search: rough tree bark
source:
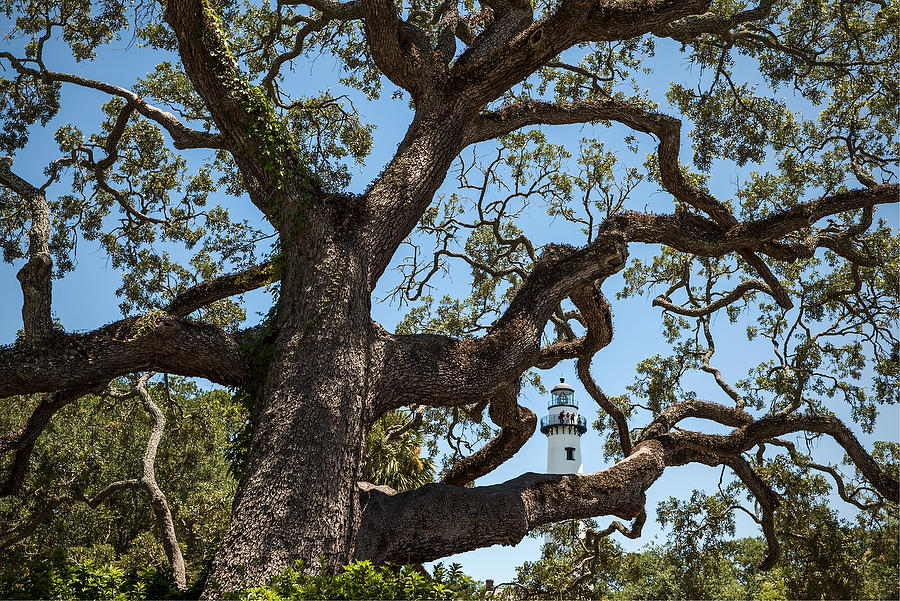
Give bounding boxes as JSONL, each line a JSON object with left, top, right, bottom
{"left": 0, "top": 0, "right": 897, "bottom": 595}
{"left": 208, "top": 200, "right": 381, "bottom": 590}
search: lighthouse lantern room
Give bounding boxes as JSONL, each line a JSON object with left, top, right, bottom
{"left": 540, "top": 377, "right": 587, "bottom": 474}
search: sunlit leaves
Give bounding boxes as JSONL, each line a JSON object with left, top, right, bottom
{"left": 753, "top": 454, "right": 900, "bottom": 599}
{"left": 514, "top": 519, "right": 621, "bottom": 600}
{"left": 514, "top": 494, "right": 893, "bottom": 600}
{"left": 134, "top": 62, "right": 213, "bottom": 129}
{"left": 39, "top": 100, "right": 271, "bottom": 322}
{"left": 0, "top": 75, "right": 60, "bottom": 153}
{"left": 627, "top": 346, "right": 699, "bottom": 413}
{"left": 617, "top": 220, "right": 898, "bottom": 431}
{"left": 728, "top": 245, "right": 899, "bottom": 426}
{"left": 284, "top": 94, "right": 374, "bottom": 190}
{"left": 4, "top": 0, "right": 129, "bottom": 62}
{"left": 618, "top": 247, "right": 688, "bottom": 301}
{"left": 657, "top": 488, "right": 738, "bottom": 583}
{"left": 667, "top": 82, "right": 800, "bottom": 171}
{"left": 395, "top": 294, "right": 482, "bottom": 338}
{"left": 674, "top": 0, "right": 898, "bottom": 191}
{"left": 237, "top": 560, "right": 479, "bottom": 600}
{"left": 591, "top": 393, "right": 635, "bottom": 462}
{"left": 362, "top": 410, "right": 435, "bottom": 492}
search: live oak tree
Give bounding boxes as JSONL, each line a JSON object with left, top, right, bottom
{"left": 0, "top": 0, "right": 897, "bottom": 596}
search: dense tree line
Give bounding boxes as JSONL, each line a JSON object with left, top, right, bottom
{"left": 512, "top": 468, "right": 899, "bottom": 600}
{"left": 2, "top": 379, "right": 896, "bottom": 598}
{"left": 0, "top": 378, "right": 441, "bottom": 598}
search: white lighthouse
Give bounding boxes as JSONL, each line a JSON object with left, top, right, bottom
{"left": 540, "top": 377, "right": 587, "bottom": 474}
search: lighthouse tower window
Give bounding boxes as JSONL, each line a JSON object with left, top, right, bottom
{"left": 565, "top": 447, "right": 575, "bottom": 461}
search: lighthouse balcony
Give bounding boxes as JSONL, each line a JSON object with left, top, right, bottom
{"left": 540, "top": 414, "right": 587, "bottom": 435}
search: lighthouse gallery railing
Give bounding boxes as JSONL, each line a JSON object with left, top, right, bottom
{"left": 539, "top": 414, "right": 587, "bottom": 434}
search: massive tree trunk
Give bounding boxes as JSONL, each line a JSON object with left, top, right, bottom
{"left": 208, "top": 198, "right": 380, "bottom": 592}
{"left": 206, "top": 101, "right": 467, "bottom": 589}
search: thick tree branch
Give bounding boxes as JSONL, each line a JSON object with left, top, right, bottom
{"left": 466, "top": 98, "right": 895, "bottom": 308}
{"left": 435, "top": 1, "right": 475, "bottom": 64}
{"left": 568, "top": 284, "right": 633, "bottom": 456}
{"left": 164, "top": 0, "right": 320, "bottom": 222}
{"left": 666, "top": 412, "right": 899, "bottom": 502}
{"left": 602, "top": 185, "right": 897, "bottom": 258}
{"left": 162, "top": 0, "right": 261, "bottom": 153}
{"left": 165, "top": 259, "right": 281, "bottom": 317}
{"left": 726, "top": 186, "right": 895, "bottom": 248}
{"left": 724, "top": 455, "right": 780, "bottom": 569}
{"left": 363, "top": 113, "right": 468, "bottom": 287}
{"left": 737, "top": 250, "right": 791, "bottom": 309}
{"left": 592, "top": 508, "right": 646, "bottom": 540}
{"left": 378, "top": 234, "right": 627, "bottom": 412}
{"left": 0, "top": 157, "right": 53, "bottom": 346}
{"left": 536, "top": 336, "right": 588, "bottom": 367}
{"left": 640, "top": 399, "right": 753, "bottom": 441}
{"left": 467, "top": 99, "right": 897, "bottom": 264}
{"left": 361, "top": 0, "right": 444, "bottom": 98}
{"left": 449, "top": 0, "right": 710, "bottom": 112}
{"left": 569, "top": 283, "right": 614, "bottom": 352}
{"left": 652, "top": 0, "right": 778, "bottom": 41}
{"left": 0, "top": 315, "right": 248, "bottom": 397}
{"left": 447, "top": 0, "right": 533, "bottom": 91}
{"left": 380, "top": 182, "right": 895, "bottom": 413}
{"left": 382, "top": 182, "right": 893, "bottom": 412}
{"left": 356, "top": 406, "right": 896, "bottom": 567}
{"left": 464, "top": 96, "right": 645, "bottom": 147}
{"left": 653, "top": 278, "right": 771, "bottom": 317}
{"left": 355, "top": 439, "right": 668, "bottom": 565}
{"left": 579, "top": 358, "right": 632, "bottom": 457}
{"left": 133, "top": 374, "right": 187, "bottom": 590}
{"left": 363, "top": 4, "right": 715, "bottom": 285}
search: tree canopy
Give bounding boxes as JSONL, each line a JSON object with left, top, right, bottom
{"left": 0, "top": 0, "right": 897, "bottom": 596}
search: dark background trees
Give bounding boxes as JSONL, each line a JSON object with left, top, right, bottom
{"left": 0, "top": 0, "right": 897, "bottom": 595}
{"left": 510, "top": 459, "right": 899, "bottom": 600}
{"left": 0, "top": 379, "right": 241, "bottom": 596}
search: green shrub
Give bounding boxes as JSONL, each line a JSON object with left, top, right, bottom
{"left": 233, "top": 561, "right": 480, "bottom": 600}
{"left": 0, "top": 558, "right": 479, "bottom": 600}
{"left": 0, "top": 556, "right": 177, "bottom": 600}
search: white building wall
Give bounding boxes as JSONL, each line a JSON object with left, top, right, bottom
{"left": 546, "top": 427, "right": 583, "bottom": 474}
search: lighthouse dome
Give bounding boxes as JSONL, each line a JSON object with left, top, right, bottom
{"left": 550, "top": 378, "right": 574, "bottom": 394}
{"left": 548, "top": 377, "right": 577, "bottom": 409}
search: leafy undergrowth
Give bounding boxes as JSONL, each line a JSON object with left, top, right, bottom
{"left": 231, "top": 561, "right": 480, "bottom": 600}
{"left": 0, "top": 558, "right": 481, "bottom": 600}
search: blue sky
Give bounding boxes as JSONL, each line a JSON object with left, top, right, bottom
{"left": 1, "top": 14, "right": 898, "bottom": 585}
